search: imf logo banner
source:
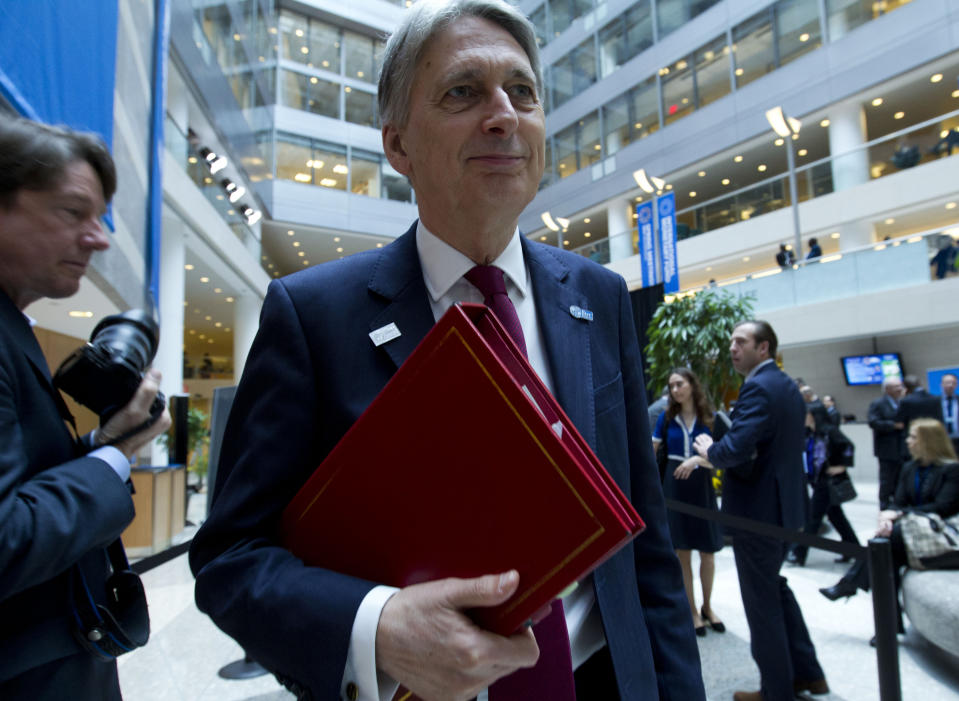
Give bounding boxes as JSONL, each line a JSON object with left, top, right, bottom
{"left": 636, "top": 201, "right": 657, "bottom": 288}
{"left": 657, "top": 192, "right": 679, "bottom": 293}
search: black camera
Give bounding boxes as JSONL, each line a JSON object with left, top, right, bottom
{"left": 54, "top": 309, "right": 165, "bottom": 423}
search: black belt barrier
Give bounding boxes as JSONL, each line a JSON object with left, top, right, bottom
{"left": 665, "top": 499, "right": 902, "bottom": 701}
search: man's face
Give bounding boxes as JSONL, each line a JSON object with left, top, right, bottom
{"left": 885, "top": 379, "right": 903, "bottom": 399}
{"left": 382, "top": 16, "right": 545, "bottom": 230}
{"left": 0, "top": 160, "right": 109, "bottom": 310}
{"left": 729, "top": 323, "right": 768, "bottom": 376}
{"left": 942, "top": 375, "right": 957, "bottom": 397}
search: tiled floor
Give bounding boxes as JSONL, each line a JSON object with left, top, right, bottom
{"left": 118, "top": 470, "right": 959, "bottom": 700}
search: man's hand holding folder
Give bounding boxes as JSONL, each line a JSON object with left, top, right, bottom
{"left": 376, "top": 571, "right": 541, "bottom": 700}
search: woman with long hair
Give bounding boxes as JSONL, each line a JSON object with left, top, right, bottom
{"left": 820, "top": 418, "right": 959, "bottom": 640}
{"left": 651, "top": 367, "right": 724, "bottom": 636}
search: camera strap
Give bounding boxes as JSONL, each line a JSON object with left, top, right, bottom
{"left": 69, "top": 540, "right": 150, "bottom": 662}
{"left": 97, "top": 393, "right": 167, "bottom": 448}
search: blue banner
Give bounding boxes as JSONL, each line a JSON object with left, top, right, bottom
{"left": 657, "top": 192, "right": 679, "bottom": 293}
{"left": 0, "top": 1, "right": 118, "bottom": 148}
{"left": 636, "top": 201, "right": 657, "bottom": 288}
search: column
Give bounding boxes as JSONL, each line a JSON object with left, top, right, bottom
{"left": 150, "top": 214, "right": 186, "bottom": 466}
{"left": 232, "top": 291, "right": 261, "bottom": 381}
{"left": 828, "top": 99, "right": 870, "bottom": 192}
{"left": 607, "top": 198, "right": 634, "bottom": 262}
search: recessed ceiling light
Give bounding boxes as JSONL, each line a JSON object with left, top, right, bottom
{"left": 931, "top": 73, "right": 943, "bottom": 83}
{"left": 293, "top": 241, "right": 300, "bottom": 247}
{"left": 830, "top": 232, "right": 840, "bottom": 239}
{"left": 303, "top": 261, "right": 309, "bottom": 265}
{"left": 214, "top": 288, "right": 222, "bottom": 294}
{"left": 287, "top": 231, "right": 294, "bottom": 236}
{"left": 734, "top": 155, "right": 743, "bottom": 163}
{"left": 799, "top": 33, "right": 810, "bottom": 42}
{"left": 871, "top": 97, "right": 883, "bottom": 107}
{"left": 885, "top": 218, "right": 894, "bottom": 225}
{"left": 184, "top": 264, "right": 194, "bottom": 270}
{"left": 635, "top": 196, "right": 642, "bottom": 202}
{"left": 698, "top": 171, "right": 706, "bottom": 177}
{"left": 705, "top": 266, "right": 712, "bottom": 271}
{"left": 68, "top": 310, "right": 94, "bottom": 318}
{"left": 200, "top": 276, "right": 209, "bottom": 283}
{"left": 798, "top": 149, "right": 808, "bottom": 157}
{"left": 204, "top": 315, "right": 212, "bottom": 321}
{"left": 298, "top": 251, "right": 305, "bottom": 256}
{"left": 336, "top": 247, "right": 344, "bottom": 253}
{"left": 689, "top": 191, "right": 697, "bottom": 197}
{"left": 376, "top": 243, "right": 384, "bottom": 248}
{"left": 334, "top": 237, "right": 341, "bottom": 242}
{"left": 665, "top": 184, "right": 673, "bottom": 190}
{"left": 953, "top": 90, "right": 959, "bottom": 99}
{"left": 189, "top": 329, "right": 196, "bottom": 335}
{"left": 215, "top": 322, "right": 222, "bottom": 328}
{"left": 757, "top": 164, "right": 767, "bottom": 172}
{"left": 563, "top": 240, "right": 570, "bottom": 246}
{"left": 743, "top": 256, "right": 750, "bottom": 262}
{"left": 947, "top": 202, "right": 957, "bottom": 210}
{"left": 584, "top": 218, "right": 591, "bottom": 223}
{"left": 774, "top": 138, "right": 784, "bottom": 146}
{"left": 721, "top": 178, "right": 730, "bottom": 185}
{"left": 894, "top": 111, "right": 905, "bottom": 120}
{"left": 226, "top": 296, "right": 235, "bottom": 302}
{"left": 820, "top": 119, "right": 830, "bottom": 127}
{"left": 734, "top": 68, "right": 744, "bottom": 76}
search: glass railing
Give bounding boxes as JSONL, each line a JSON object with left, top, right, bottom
{"left": 671, "top": 109, "right": 959, "bottom": 240}
{"left": 671, "top": 227, "right": 956, "bottom": 314}
{"left": 164, "top": 114, "right": 262, "bottom": 255}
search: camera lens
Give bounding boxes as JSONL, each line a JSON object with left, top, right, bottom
{"left": 89, "top": 310, "right": 160, "bottom": 375}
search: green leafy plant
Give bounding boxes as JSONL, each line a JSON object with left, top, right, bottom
{"left": 159, "top": 406, "right": 210, "bottom": 488}
{"left": 644, "top": 289, "right": 756, "bottom": 410}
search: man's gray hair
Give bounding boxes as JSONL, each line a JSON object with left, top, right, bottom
{"left": 377, "top": 0, "right": 543, "bottom": 128}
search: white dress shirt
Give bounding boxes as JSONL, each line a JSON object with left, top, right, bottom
{"left": 340, "top": 223, "right": 607, "bottom": 701}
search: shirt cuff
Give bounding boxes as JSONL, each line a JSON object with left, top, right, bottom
{"left": 88, "top": 446, "right": 132, "bottom": 483}
{"left": 341, "top": 585, "right": 400, "bottom": 701}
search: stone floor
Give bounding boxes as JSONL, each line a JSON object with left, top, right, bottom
{"left": 118, "top": 470, "right": 959, "bottom": 700}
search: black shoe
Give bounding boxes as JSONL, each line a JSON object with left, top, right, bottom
{"left": 819, "top": 578, "right": 858, "bottom": 601}
{"left": 785, "top": 550, "right": 806, "bottom": 567}
{"left": 701, "top": 606, "right": 725, "bottom": 633}
{"left": 695, "top": 624, "right": 707, "bottom": 637}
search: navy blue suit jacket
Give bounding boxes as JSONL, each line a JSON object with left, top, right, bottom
{"left": 0, "top": 291, "right": 134, "bottom": 695}
{"left": 707, "top": 361, "right": 806, "bottom": 530}
{"left": 190, "top": 225, "right": 704, "bottom": 700}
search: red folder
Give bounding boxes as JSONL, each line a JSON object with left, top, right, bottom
{"left": 280, "top": 303, "right": 644, "bottom": 635}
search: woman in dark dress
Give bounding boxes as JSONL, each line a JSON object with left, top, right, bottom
{"left": 652, "top": 368, "right": 724, "bottom": 636}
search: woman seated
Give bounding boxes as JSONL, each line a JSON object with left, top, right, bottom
{"left": 652, "top": 367, "right": 724, "bottom": 637}
{"left": 819, "top": 419, "right": 959, "bottom": 637}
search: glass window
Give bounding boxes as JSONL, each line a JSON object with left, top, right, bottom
{"left": 603, "top": 94, "right": 631, "bottom": 156}
{"left": 351, "top": 150, "right": 381, "bottom": 196}
{"left": 579, "top": 112, "right": 602, "bottom": 166}
{"left": 660, "top": 56, "right": 694, "bottom": 125}
{"left": 345, "top": 30, "right": 377, "bottom": 83}
{"left": 657, "top": 0, "right": 722, "bottom": 39}
{"left": 382, "top": 161, "right": 412, "bottom": 202}
{"left": 279, "top": 10, "right": 310, "bottom": 65}
{"left": 345, "top": 87, "right": 376, "bottom": 127}
{"left": 630, "top": 76, "right": 660, "bottom": 139}
{"left": 599, "top": 4, "right": 654, "bottom": 80}
{"left": 309, "top": 20, "right": 341, "bottom": 73}
{"left": 825, "top": 0, "right": 872, "bottom": 41}
{"left": 776, "top": 0, "right": 822, "bottom": 67}
{"left": 623, "top": 2, "right": 654, "bottom": 61}
{"left": 598, "top": 16, "right": 625, "bottom": 78}
{"left": 308, "top": 75, "right": 340, "bottom": 118}
{"left": 550, "top": 56, "right": 575, "bottom": 109}
{"left": 694, "top": 35, "right": 731, "bottom": 108}
{"left": 276, "top": 136, "right": 314, "bottom": 184}
{"left": 530, "top": 4, "right": 548, "bottom": 47}
{"left": 550, "top": 0, "right": 573, "bottom": 38}
{"left": 312, "top": 143, "right": 348, "bottom": 191}
{"left": 732, "top": 9, "right": 774, "bottom": 88}
{"left": 541, "top": 138, "right": 555, "bottom": 189}
{"left": 554, "top": 122, "right": 579, "bottom": 178}
{"left": 550, "top": 37, "right": 596, "bottom": 110}
{"left": 280, "top": 69, "right": 309, "bottom": 111}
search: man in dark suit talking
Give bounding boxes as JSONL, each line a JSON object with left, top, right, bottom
{"left": 695, "top": 320, "right": 827, "bottom": 701}
{"left": 190, "top": 1, "right": 704, "bottom": 700}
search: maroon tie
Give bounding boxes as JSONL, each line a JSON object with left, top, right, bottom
{"left": 465, "top": 265, "right": 576, "bottom": 701}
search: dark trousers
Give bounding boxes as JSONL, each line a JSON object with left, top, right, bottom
{"left": 0, "top": 652, "right": 121, "bottom": 701}
{"left": 878, "top": 459, "right": 902, "bottom": 509}
{"left": 733, "top": 534, "right": 824, "bottom": 701}
{"left": 791, "top": 479, "right": 860, "bottom": 562}
{"left": 574, "top": 645, "right": 620, "bottom": 700}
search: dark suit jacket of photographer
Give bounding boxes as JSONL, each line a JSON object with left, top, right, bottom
{"left": 0, "top": 290, "right": 135, "bottom": 698}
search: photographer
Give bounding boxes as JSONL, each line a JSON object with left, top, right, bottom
{"left": 0, "top": 117, "right": 170, "bottom": 699}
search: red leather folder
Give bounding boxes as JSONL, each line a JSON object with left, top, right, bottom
{"left": 280, "top": 303, "right": 644, "bottom": 635}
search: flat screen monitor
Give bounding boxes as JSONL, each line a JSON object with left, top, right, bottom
{"left": 841, "top": 353, "right": 904, "bottom": 386}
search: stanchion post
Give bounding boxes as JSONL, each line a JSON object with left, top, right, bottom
{"left": 868, "top": 537, "right": 901, "bottom": 701}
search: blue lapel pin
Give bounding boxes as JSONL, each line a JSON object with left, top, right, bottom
{"left": 569, "top": 305, "right": 593, "bottom": 321}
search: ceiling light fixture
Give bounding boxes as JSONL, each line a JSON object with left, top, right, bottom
{"left": 765, "top": 106, "right": 801, "bottom": 137}
{"left": 541, "top": 212, "right": 560, "bottom": 231}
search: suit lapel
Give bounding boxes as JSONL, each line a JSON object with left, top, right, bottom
{"left": 0, "top": 291, "right": 56, "bottom": 386}
{"left": 523, "top": 239, "right": 596, "bottom": 447}
{"left": 367, "top": 224, "right": 436, "bottom": 370}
